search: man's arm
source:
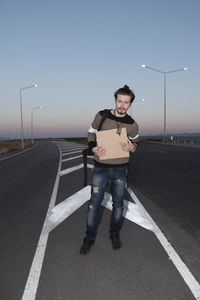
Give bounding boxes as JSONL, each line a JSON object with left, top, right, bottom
{"left": 88, "top": 112, "right": 100, "bottom": 150}
{"left": 88, "top": 112, "right": 106, "bottom": 157}
{"left": 128, "top": 122, "right": 139, "bottom": 143}
{"left": 121, "top": 122, "right": 139, "bottom": 153}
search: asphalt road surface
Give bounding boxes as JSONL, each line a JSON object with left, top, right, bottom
{"left": 0, "top": 141, "right": 200, "bottom": 300}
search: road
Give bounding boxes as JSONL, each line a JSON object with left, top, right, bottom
{"left": 129, "top": 142, "right": 200, "bottom": 290}
{"left": 0, "top": 141, "right": 200, "bottom": 300}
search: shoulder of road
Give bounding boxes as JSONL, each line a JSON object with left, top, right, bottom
{"left": 0, "top": 143, "right": 39, "bottom": 162}
{"left": 144, "top": 141, "right": 200, "bottom": 148}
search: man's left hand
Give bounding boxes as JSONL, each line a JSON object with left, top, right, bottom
{"left": 120, "top": 139, "right": 137, "bottom": 152}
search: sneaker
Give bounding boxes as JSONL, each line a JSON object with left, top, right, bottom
{"left": 80, "top": 236, "right": 94, "bottom": 254}
{"left": 110, "top": 232, "right": 122, "bottom": 249}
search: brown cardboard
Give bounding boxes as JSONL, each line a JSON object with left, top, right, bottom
{"left": 96, "top": 127, "right": 129, "bottom": 160}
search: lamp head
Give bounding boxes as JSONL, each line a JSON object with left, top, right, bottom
{"left": 141, "top": 64, "right": 146, "bottom": 68}
{"left": 34, "top": 84, "right": 38, "bottom": 87}
{"left": 183, "top": 67, "right": 188, "bottom": 71}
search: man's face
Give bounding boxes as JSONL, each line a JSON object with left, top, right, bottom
{"left": 115, "top": 94, "right": 132, "bottom": 115}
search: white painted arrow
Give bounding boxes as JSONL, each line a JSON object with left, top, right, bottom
{"left": 102, "top": 192, "right": 154, "bottom": 231}
{"left": 47, "top": 185, "right": 154, "bottom": 232}
{"left": 48, "top": 185, "right": 91, "bottom": 231}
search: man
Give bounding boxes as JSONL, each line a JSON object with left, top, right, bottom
{"left": 80, "top": 85, "right": 139, "bottom": 254}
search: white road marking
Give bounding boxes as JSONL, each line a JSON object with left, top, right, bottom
{"left": 22, "top": 144, "right": 62, "bottom": 300}
{"left": 23, "top": 141, "right": 200, "bottom": 300}
{"left": 127, "top": 188, "right": 200, "bottom": 300}
{"left": 59, "top": 163, "right": 93, "bottom": 176}
{"left": 62, "top": 155, "right": 94, "bottom": 163}
{"left": 62, "top": 150, "right": 83, "bottom": 156}
{"left": 102, "top": 192, "right": 154, "bottom": 231}
{"left": 61, "top": 146, "right": 86, "bottom": 151}
{"left": 62, "top": 147, "right": 86, "bottom": 153}
{"left": 0, "top": 143, "right": 39, "bottom": 162}
{"left": 150, "top": 148, "right": 167, "bottom": 154}
{"left": 62, "top": 155, "right": 82, "bottom": 162}
{"left": 60, "top": 164, "right": 83, "bottom": 176}
{"left": 48, "top": 185, "right": 91, "bottom": 231}
{"left": 22, "top": 144, "right": 92, "bottom": 300}
{"left": 47, "top": 186, "right": 153, "bottom": 232}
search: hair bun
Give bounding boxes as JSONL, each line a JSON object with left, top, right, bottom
{"left": 114, "top": 85, "right": 135, "bottom": 103}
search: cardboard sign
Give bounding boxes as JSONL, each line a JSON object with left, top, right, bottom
{"left": 96, "top": 127, "right": 129, "bottom": 160}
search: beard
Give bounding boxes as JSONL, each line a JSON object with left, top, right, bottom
{"left": 117, "top": 108, "right": 127, "bottom": 115}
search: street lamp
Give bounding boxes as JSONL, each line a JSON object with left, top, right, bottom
{"left": 141, "top": 64, "right": 188, "bottom": 140}
{"left": 31, "top": 106, "right": 42, "bottom": 144}
{"left": 130, "top": 98, "right": 144, "bottom": 117}
{"left": 20, "top": 84, "right": 37, "bottom": 148}
{"left": 135, "top": 99, "right": 145, "bottom": 103}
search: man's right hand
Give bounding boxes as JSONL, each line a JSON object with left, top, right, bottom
{"left": 92, "top": 146, "right": 106, "bottom": 157}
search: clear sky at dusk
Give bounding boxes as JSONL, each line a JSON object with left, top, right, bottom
{"left": 0, "top": 0, "right": 200, "bottom": 138}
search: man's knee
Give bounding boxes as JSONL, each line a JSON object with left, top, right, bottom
{"left": 116, "top": 178, "right": 125, "bottom": 185}
{"left": 93, "top": 186, "right": 99, "bottom": 193}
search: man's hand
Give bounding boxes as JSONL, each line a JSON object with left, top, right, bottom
{"left": 92, "top": 146, "right": 106, "bottom": 157}
{"left": 120, "top": 139, "right": 137, "bottom": 152}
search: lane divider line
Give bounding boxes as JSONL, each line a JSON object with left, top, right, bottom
{"left": 127, "top": 187, "right": 200, "bottom": 300}
{"left": 150, "top": 148, "right": 167, "bottom": 154}
{"left": 22, "top": 144, "right": 91, "bottom": 300}
{"left": 21, "top": 143, "right": 62, "bottom": 300}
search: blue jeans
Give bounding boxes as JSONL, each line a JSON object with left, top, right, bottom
{"left": 86, "top": 166, "right": 127, "bottom": 240}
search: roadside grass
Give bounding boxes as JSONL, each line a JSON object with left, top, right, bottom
{"left": 0, "top": 140, "right": 32, "bottom": 155}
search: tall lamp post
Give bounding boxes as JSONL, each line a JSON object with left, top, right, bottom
{"left": 141, "top": 64, "right": 188, "bottom": 140}
{"left": 31, "top": 106, "right": 42, "bottom": 144}
{"left": 20, "top": 84, "right": 37, "bottom": 149}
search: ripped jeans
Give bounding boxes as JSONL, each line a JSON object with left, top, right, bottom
{"left": 86, "top": 165, "right": 127, "bottom": 240}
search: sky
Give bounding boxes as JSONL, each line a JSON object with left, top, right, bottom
{"left": 0, "top": 0, "right": 200, "bottom": 138}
